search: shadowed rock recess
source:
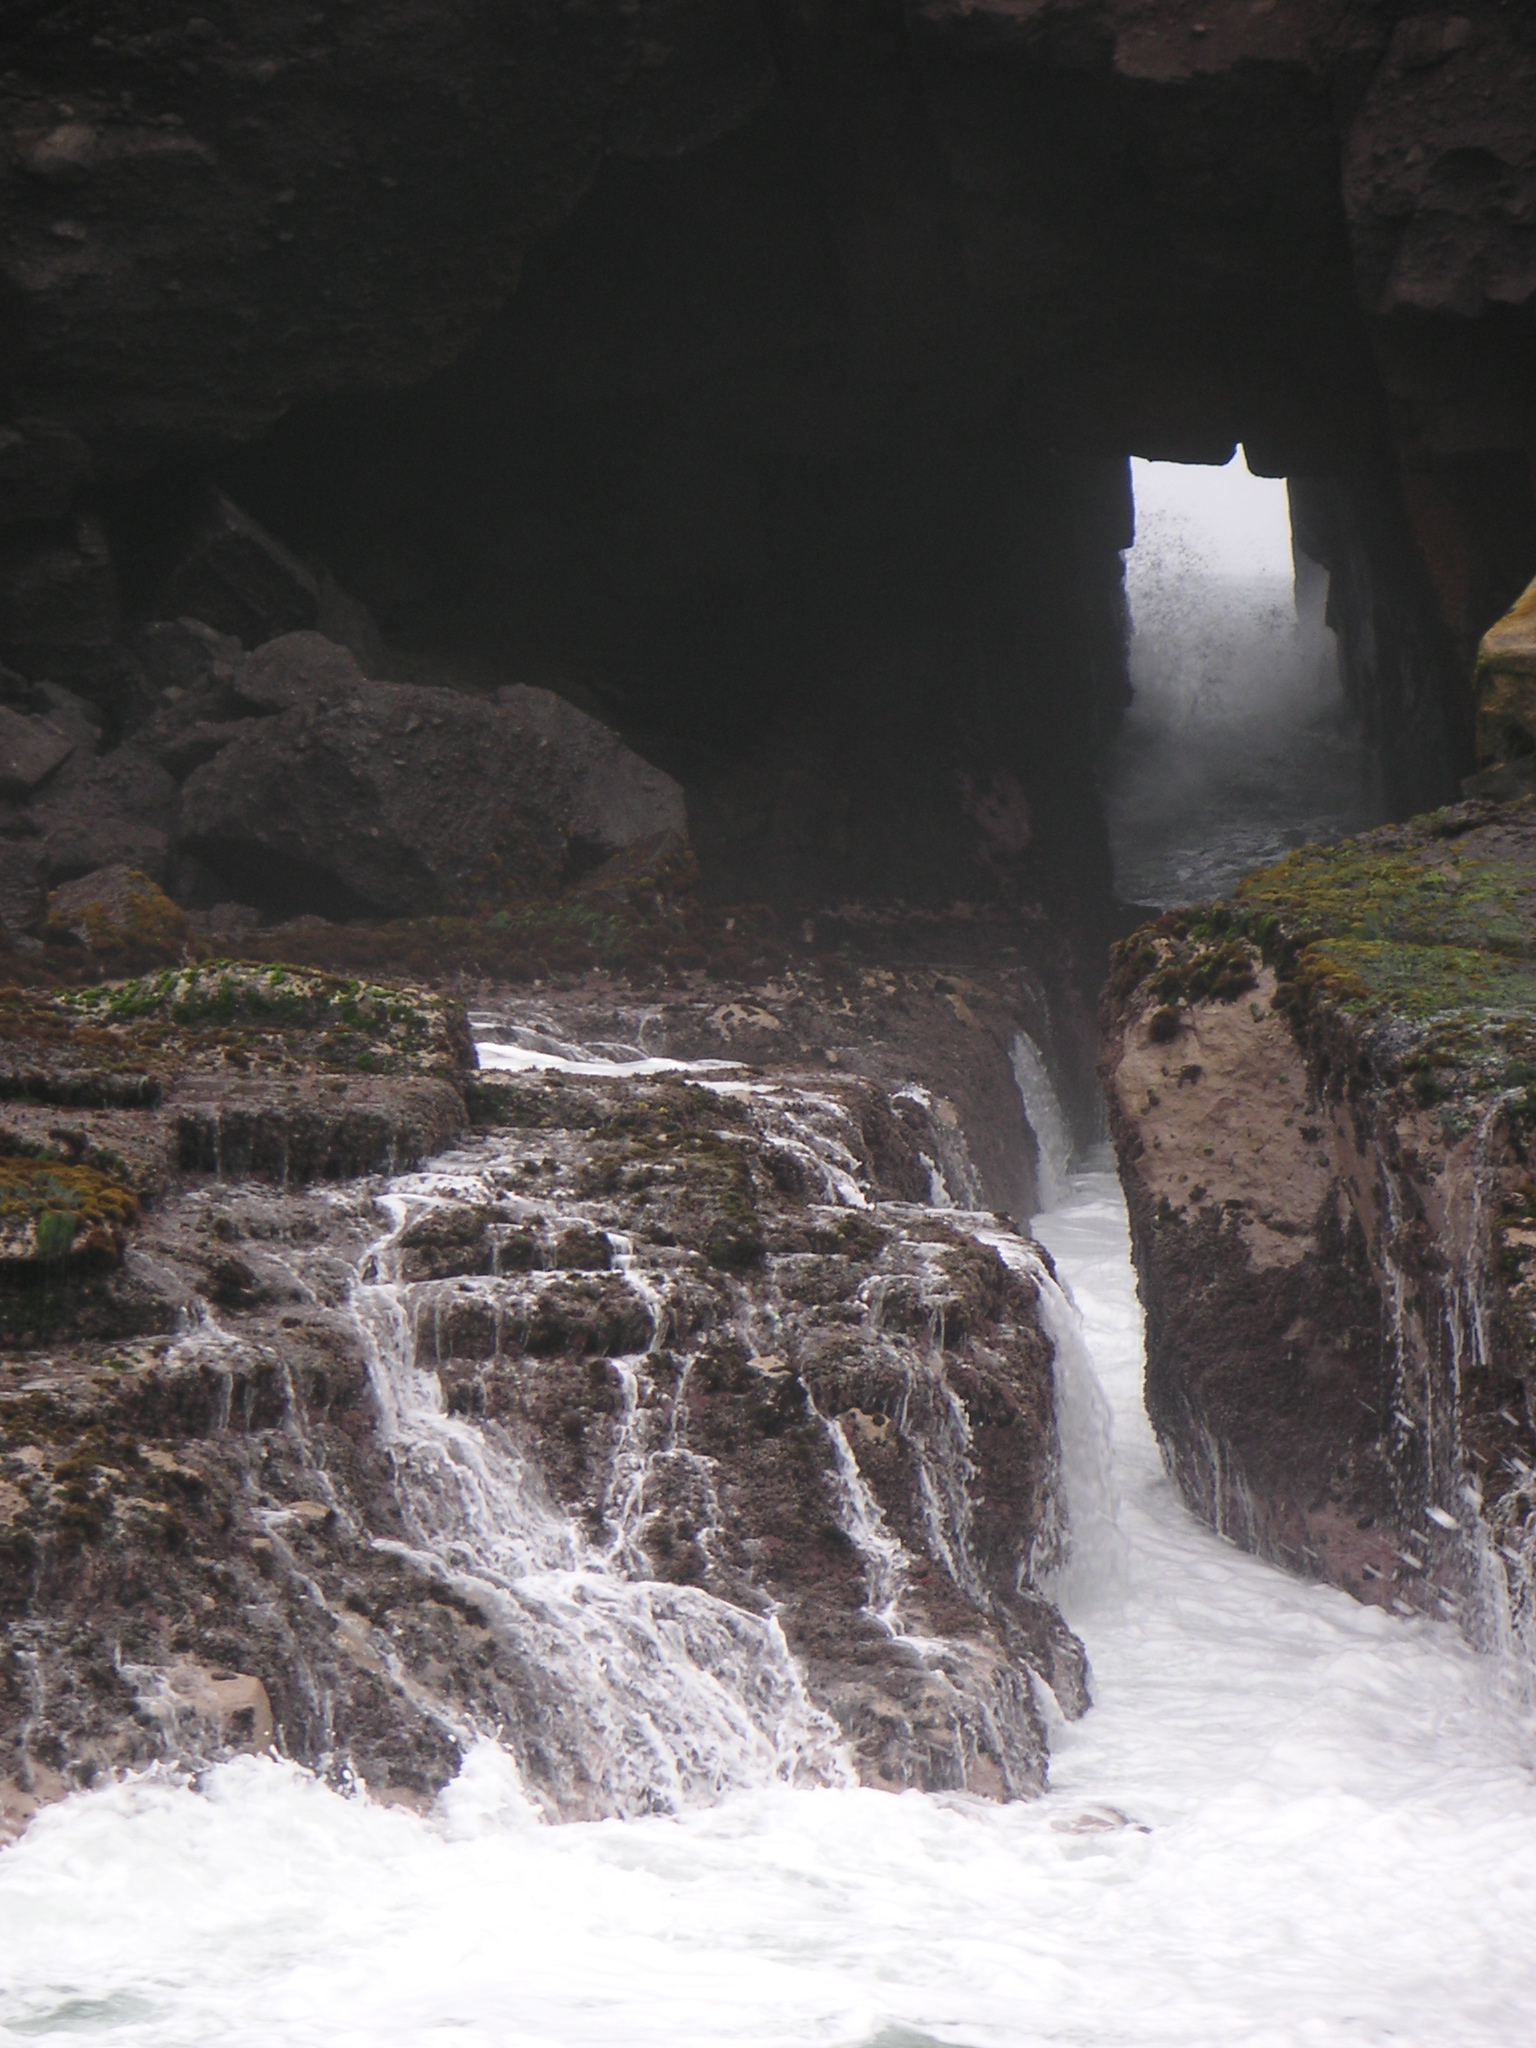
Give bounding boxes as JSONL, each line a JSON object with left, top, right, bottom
{"left": 0, "top": 0, "right": 1533, "bottom": 949}
{"left": 0, "top": 965, "right": 1089, "bottom": 1829}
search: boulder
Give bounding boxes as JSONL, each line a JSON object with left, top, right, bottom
{"left": 158, "top": 494, "right": 321, "bottom": 648}
{"left": 34, "top": 741, "right": 179, "bottom": 884}
{"left": 0, "top": 419, "right": 91, "bottom": 525}
{"left": 0, "top": 703, "right": 75, "bottom": 798}
{"left": 1474, "top": 572, "right": 1536, "bottom": 767}
{"left": 498, "top": 684, "right": 688, "bottom": 864}
{"left": 1101, "top": 802, "right": 1536, "bottom": 1639}
{"left": 178, "top": 639, "right": 687, "bottom": 917}
{"left": 44, "top": 863, "right": 191, "bottom": 957}
{"left": 231, "top": 629, "right": 364, "bottom": 714}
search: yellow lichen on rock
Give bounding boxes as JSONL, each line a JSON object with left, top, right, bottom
{"left": 44, "top": 865, "right": 193, "bottom": 962}
{"left": 1474, "top": 571, "right": 1536, "bottom": 767}
{"left": 0, "top": 1154, "right": 138, "bottom": 1266}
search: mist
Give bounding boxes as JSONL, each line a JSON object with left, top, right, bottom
{"left": 1104, "top": 449, "right": 1385, "bottom": 909}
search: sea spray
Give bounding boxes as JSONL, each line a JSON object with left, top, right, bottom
{"left": 7, "top": 1171, "right": 1536, "bottom": 2047}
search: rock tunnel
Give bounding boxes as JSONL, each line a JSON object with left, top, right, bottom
{"left": 3, "top": 2, "right": 1535, "bottom": 984}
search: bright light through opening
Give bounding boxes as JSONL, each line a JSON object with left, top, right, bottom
{"left": 1106, "top": 445, "right": 1383, "bottom": 908}
{"left": 1129, "top": 447, "right": 1294, "bottom": 584}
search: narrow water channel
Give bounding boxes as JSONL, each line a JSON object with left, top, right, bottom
{"left": 4, "top": 1166, "right": 1534, "bottom": 2048}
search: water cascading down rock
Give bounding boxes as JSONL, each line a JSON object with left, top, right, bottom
{"left": 0, "top": 977, "right": 1089, "bottom": 1826}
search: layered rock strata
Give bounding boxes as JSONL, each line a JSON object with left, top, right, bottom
{"left": 1102, "top": 798, "right": 1536, "bottom": 1661}
{"left": 1, "top": 965, "right": 1088, "bottom": 1830}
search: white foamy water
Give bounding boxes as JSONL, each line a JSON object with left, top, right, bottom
{"left": 6, "top": 1171, "right": 1536, "bottom": 2048}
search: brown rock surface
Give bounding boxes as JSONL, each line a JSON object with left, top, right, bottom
{"left": 0, "top": 966, "right": 1087, "bottom": 1823}
{"left": 0, "top": 703, "right": 74, "bottom": 799}
{"left": 1101, "top": 798, "right": 1536, "bottom": 1649}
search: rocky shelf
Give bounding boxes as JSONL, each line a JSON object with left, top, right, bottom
{"left": 1101, "top": 793, "right": 1536, "bottom": 1654}
{"left": 0, "top": 956, "right": 1090, "bottom": 1836}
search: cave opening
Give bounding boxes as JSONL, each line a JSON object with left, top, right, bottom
{"left": 1105, "top": 449, "right": 1387, "bottom": 911}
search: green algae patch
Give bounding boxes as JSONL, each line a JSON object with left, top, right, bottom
{"left": 1235, "top": 841, "right": 1535, "bottom": 964}
{"left": 1106, "top": 913, "right": 1259, "bottom": 1016}
{"left": 0, "top": 1156, "right": 138, "bottom": 1267}
{"left": 1289, "top": 938, "right": 1536, "bottom": 1022}
{"left": 58, "top": 963, "right": 474, "bottom": 1078}
{"left": 1106, "top": 799, "right": 1536, "bottom": 1137}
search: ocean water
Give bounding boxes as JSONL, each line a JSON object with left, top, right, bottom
{"left": 4, "top": 1172, "right": 1536, "bottom": 2048}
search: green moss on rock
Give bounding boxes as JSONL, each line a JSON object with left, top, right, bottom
{"left": 1107, "top": 799, "right": 1536, "bottom": 1134}
{"left": 58, "top": 962, "right": 474, "bottom": 1078}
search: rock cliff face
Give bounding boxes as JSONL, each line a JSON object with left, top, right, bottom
{"left": 3, "top": 2, "right": 1534, "bottom": 929}
{"left": 1101, "top": 798, "right": 1536, "bottom": 1658}
{"left": 0, "top": 962, "right": 1088, "bottom": 1831}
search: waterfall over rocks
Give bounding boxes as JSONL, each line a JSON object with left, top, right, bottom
{"left": 0, "top": 1019, "right": 1088, "bottom": 1823}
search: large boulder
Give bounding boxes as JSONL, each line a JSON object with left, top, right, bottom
{"left": 155, "top": 498, "right": 390, "bottom": 673}
{"left": 44, "top": 864, "right": 191, "bottom": 959}
{"left": 157, "top": 494, "right": 320, "bottom": 649}
{"left": 177, "top": 634, "right": 686, "bottom": 917}
{"left": 1100, "top": 800, "right": 1536, "bottom": 1645}
{"left": 33, "top": 742, "right": 179, "bottom": 887}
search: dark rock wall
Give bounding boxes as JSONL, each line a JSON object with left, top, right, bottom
{"left": 3, "top": 1, "right": 1535, "bottom": 920}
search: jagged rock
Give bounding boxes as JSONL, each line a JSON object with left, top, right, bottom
{"left": 174, "top": 1074, "right": 467, "bottom": 1183}
{"left": 178, "top": 643, "right": 688, "bottom": 916}
{"left": 0, "top": 704, "right": 75, "bottom": 799}
{"left": 1101, "top": 800, "right": 1536, "bottom": 1640}
{"left": 0, "top": 420, "right": 90, "bottom": 526}
{"left": 134, "top": 617, "right": 244, "bottom": 704}
{"left": 0, "top": 966, "right": 473, "bottom": 1120}
{"left": 158, "top": 494, "right": 320, "bottom": 648}
{"left": 44, "top": 865, "right": 191, "bottom": 958}
{"left": 30, "top": 743, "right": 178, "bottom": 886}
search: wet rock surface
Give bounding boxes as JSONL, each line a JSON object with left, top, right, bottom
{"left": 0, "top": 966, "right": 1086, "bottom": 1828}
{"left": 1101, "top": 796, "right": 1536, "bottom": 1652}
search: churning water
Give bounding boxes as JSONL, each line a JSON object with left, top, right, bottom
{"left": 6, "top": 1170, "right": 1536, "bottom": 2048}
{"left": 1105, "top": 452, "right": 1385, "bottom": 909}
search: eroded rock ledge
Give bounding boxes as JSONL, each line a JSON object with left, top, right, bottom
{"left": 0, "top": 960, "right": 1086, "bottom": 1832}
{"left": 1102, "top": 797, "right": 1536, "bottom": 1652}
